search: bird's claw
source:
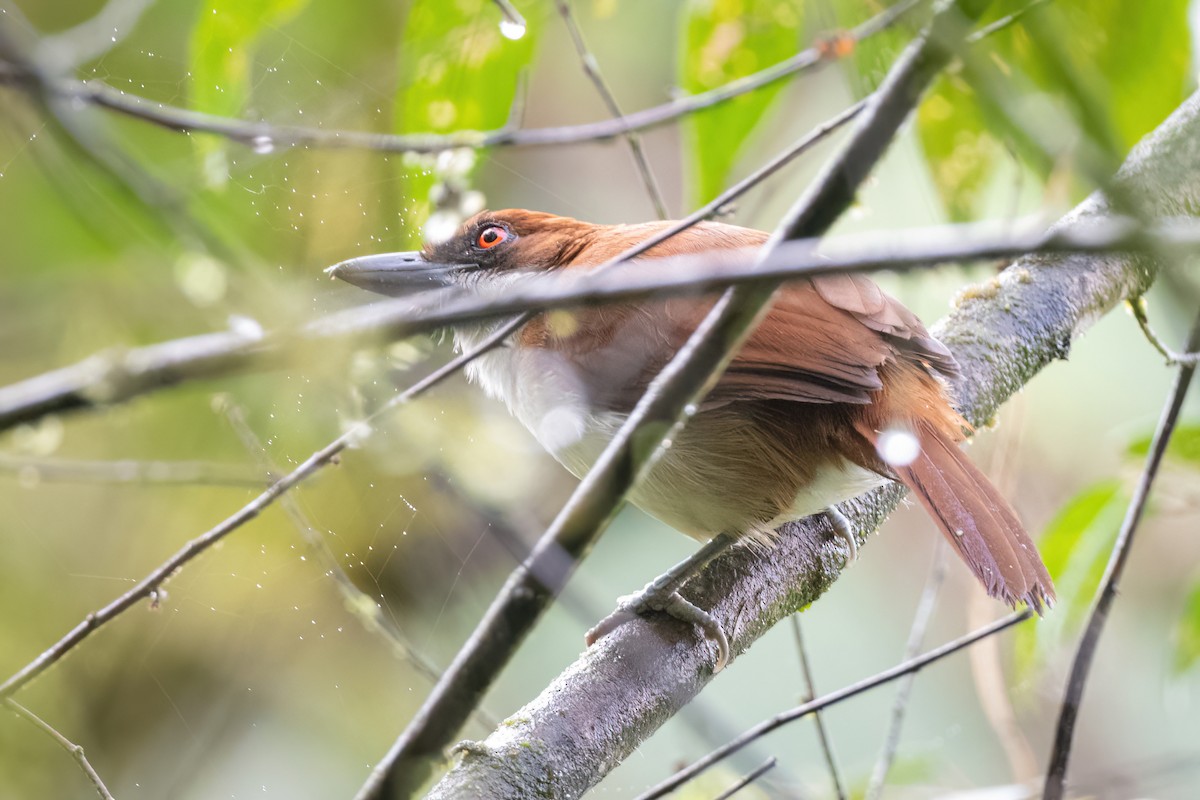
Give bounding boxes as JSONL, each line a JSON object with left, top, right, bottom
{"left": 825, "top": 505, "right": 858, "bottom": 564}
{"left": 585, "top": 584, "right": 731, "bottom": 672}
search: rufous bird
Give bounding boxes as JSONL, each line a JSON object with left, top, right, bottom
{"left": 329, "top": 209, "right": 1054, "bottom": 669}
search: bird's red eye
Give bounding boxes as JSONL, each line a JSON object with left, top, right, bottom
{"left": 477, "top": 226, "right": 509, "bottom": 249}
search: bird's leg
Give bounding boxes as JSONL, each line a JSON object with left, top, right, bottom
{"left": 824, "top": 504, "right": 858, "bottom": 563}
{"left": 585, "top": 532, "right": 738, "bottom": 672}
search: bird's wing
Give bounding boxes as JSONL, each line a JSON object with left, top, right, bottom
{"left": 563, "top": 220, "right": 958, "bottom": 409}
{"left": 664, "top": 273, "right": 958, "bottom": 406}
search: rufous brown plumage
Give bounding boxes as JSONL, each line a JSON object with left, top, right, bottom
{"left": 332, "top": 209, "right": 1055, "bottom": 642}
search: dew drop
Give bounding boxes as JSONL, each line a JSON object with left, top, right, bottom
{"left": 499, "top": 20, "right": 526, "bottom": 40}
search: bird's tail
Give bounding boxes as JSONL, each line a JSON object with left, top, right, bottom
{"left": 859, "top": 419, "right": 1055, "bottom": 613}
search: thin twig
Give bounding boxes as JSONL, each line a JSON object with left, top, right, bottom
{"left": 711, "top": 757, "right": 778, "bottom": 800}
{"left": 490, "top": 0, "right": 526, "bottom": 33}
{"left": 331, "top": 215, "right": 1196, "bottom": 345}
{"left": 5, "top": 699, "right": 115, "bottom": 800}
{"left": 360, "top": 1, "right": 995, "bottom": 794}
{"left": 790, "top": 616, "right": 847, "bottom": 800}
{"left": 0, "top": 315, "right": 525, "bottom": 701}
{"left": 637, "top": 613, "right": 1032, "bottom": 800}
{"left": 216, "top": 398, "right": 472, "bottom": 705}
{"left": 966, "top": 0, "right": 1050, "bottom": 43}
{"left": 0, "top": 454, "right": 263, "bottom": 487}
{"left": 864, "top": 541, "right": 948, "bottom": 800}
{"left": 1130, "top": 296, "right": 1200, "bottom": 366}
{"left": 35, "top": 0, "right": 155, "bottom": 70}
{"left": 554, "top": 0, "right": 669, "bottom": 218}
{"left": 1042, "top": 313, "right": 1200, "bottom": 800}
{"left": 0, "top": 0, "right": 919, "bottom": 154}
{"left": 0, "top": 9, "right": 247, "bottom": 267}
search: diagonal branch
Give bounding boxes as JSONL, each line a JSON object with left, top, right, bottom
{"left": 634, "top": 613, "right": 1030, "bottom": 800}
{"left": 1042, "top": 314, "right": 1200, "bottom": 799}
{"left": 5, "top": 699, "right": 115, "bottom": 800}
{"left": 0, "top": 317, "right": 523, "bottom": 701}
{"left": 417, "top": 88, "right": 1200, "bottom": 799}
{"left": 554, "top": 0, "right": 669, "bottom": 218}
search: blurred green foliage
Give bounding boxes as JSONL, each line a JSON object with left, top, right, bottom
{"left": 918, "top": 0, "right": 1193, "bottom": 219}
{"left": 1128, "top": 422, "right": 1200, "bottom": 466}
{"left": 679, "top": 0, "right": 802, "bottom": 205}
{"left": 394, "top": 0, "right": 540, "bottom": 235}
{"left": 1, "top": 0, "right": 1199, "bottom": 797}
{"left": 1174, "top": 583, "right": 1200, "bottom": 673}
{"left": 1014, "top": 479, "right": 1125, "bottom": 675}
{"left": 190, "top": 0, "right": 312, "bottom": 186}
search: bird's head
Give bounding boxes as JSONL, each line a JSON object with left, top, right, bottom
{"left": 327, "top": 209, "right": 601, "bottom": 297}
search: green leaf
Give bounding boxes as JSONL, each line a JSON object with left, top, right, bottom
{"left": 917, "top": 74, "right": 1005, "bottom": 221}
{"left": 679, "top": 0, "right": 803, "bottom": 206}
{"left": 1014, "top": 479, "right": 1126, "bottom": 676}
{"left": 917, "top": 0, "right": 1192, "bottom": 220}
{"left": 1014, "top": 0, "right": 1193, "bottom": 153}
{"left": 189, "top": 0, "right": 311, "bottom": 184}
{"left": 1172, "top": 583, "right": 1200, "bottom": 673}
{"left": 1127, "top": 423, "right": 1200, "bottom": 468}
{"left": 393, "top": 0, "right": 540, "bottom": 235}
{"left": 394, "top": 0, "right": 537, "bottom": 136}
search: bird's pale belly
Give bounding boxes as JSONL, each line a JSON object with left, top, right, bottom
{"left": 551, "top": 408, "right": 886, "bottom": 541}
{"left": 460, "top": 331, "right": 886, "bottom": 541}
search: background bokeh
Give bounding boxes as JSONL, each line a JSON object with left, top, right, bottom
{"left": 2, "top": 0, "right": 1200, "bottom": 797}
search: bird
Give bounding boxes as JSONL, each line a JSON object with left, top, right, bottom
{"left": 329, "top": 209, "right": 1054, "bottom": 670}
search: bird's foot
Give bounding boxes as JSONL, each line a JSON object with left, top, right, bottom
{"left": 824, "top": 505, "right": 858, "bottom": 564}
{"left": 585, "top": 582, "right": 731, "bottom": 673}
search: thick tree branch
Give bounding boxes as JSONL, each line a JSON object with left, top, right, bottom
{"left": 419, "top": 90, "right": 1200, "bottom": 799}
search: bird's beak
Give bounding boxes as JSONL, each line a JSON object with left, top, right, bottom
{"left": 325, "top": 251, "right": 474, "bottom": 297}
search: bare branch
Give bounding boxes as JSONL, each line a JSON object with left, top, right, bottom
{"left": 5, "top": 214, "right": 1197, "bottom": 440}
{"left": 554, "top": 0, "right": 669, "bottom": 218}
{"left": 790, "top": 617, "right": 847, "bottom": 800}
{"left": 712, "top": 757, "right": 777, "bottom": 800}
{"left": 0, "top": 453, "right": 263, "bottom": 487}
{"left": 864, "top": 542, "right": 948, "bottom": 800}
{"left": 0, "top": 0, "right": 918, "bottom": 154}
{"left": 1130, "top": 296, "right": 1200, "bottom": 366}
{"left": 633, "top": 613, "right": 1030, "bottom": 800}
{"left": 1042, "top": 313, "right": 1200, "bottom": 799}
{"left": 5, "top": 699, "right": 115, "bottom": 800}
{"left": 0, "top": 316, "right": 522, "bottom": 701}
